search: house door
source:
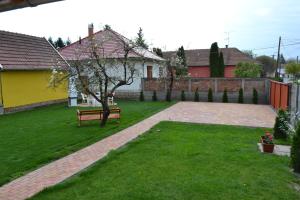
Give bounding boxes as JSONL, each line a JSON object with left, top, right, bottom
{"left": 147, "top": 66, "right": 153, "bottom": 79}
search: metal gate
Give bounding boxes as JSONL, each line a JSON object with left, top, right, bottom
{"left": 270, "top": 80, "right": 290, "bottom": 110}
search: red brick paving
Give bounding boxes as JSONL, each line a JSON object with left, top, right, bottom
{"left": 0, "top": 102, "right": 276, "bottom": 200}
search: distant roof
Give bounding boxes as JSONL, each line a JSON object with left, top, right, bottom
{"left": 0, "top": 30, "right": 68, "bottom": 70}
{"left": 59, "top": 29, "right": 165, "bottom": 62}
{"left": 0, "top": 0, "right": 63, "bottom": 12}
{"left": 163, "top": 48, "right": 255, "bottom": 66}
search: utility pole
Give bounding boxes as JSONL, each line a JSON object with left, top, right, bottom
{"left": 297, "top": 56, "right": 299, "bottom": 64}
{"left": 276, "top": 36, "right": 281, "bottom": 78}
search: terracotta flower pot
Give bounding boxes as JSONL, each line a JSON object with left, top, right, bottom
{"left": 261, "top": 136, "right": 274, "bottom": 153}
{"left": 262, "top": 143, "right": 274, "bottom": 153}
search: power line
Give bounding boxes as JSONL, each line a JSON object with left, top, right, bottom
{"left": 252, "top": 41, "right": 300, "bottom": 51}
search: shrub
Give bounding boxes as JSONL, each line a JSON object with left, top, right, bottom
{"left": 285, "top": 62, "right": 300, "bottom": 80}
{"left": 139, "top": 90, "right": 145, "bottom": 101}
{"left": 166, "top": 90, "right": 171, "bottom": 102}
{"left": 181, "top": 90, "right": 186, "bottom": 101}
{"left": 222, "top": 88, "right": 228, "bottom": 103}
{"left": 291, "top": 124, "right": 300, "bottom": 173}
{"left": 234, "top": 62, "right": 262, "bottom": 78}
{"left": 238, "top": 88, "right": 244, "bottom": 103}
{"left": 208, "top": 88, "right": 213, "bottom": 102}
{"left": 273, "top": 109, "right": 289, "bottom": 140}
{"left": 152, "top": 90, "right": 157, "bottom": 101}
{"left": 194, "top": 88, "right": 200, "bottom": 102}
{"left": 253, "top": 88, "right": 258, "bottom": 104}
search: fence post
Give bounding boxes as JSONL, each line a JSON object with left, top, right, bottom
{"left": 188, "top": 78, "right": 191, "bottom": 92}
{"left": 242, "top": 78, "right": 245, "bottom": 90}
{"left": 265, "top": 79, "right": 270, "bottom": 104}
{"left": 214, "top": 78, "right": 218, "bottom": 93}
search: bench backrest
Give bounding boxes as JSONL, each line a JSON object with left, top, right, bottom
{"left": 77, "top": 108, "right": 121, "bottom": 116}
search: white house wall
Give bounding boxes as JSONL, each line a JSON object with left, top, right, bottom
{"left": 107, "top": 61, "right": 165, "bottom": 92}
{"left": 68, "top": 60, "right": 165, "bottom": 104}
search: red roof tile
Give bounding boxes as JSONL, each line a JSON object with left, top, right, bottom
{"left": 60, "top": 29, "right": 164, "bottom": 62}
{"left": 0, "top": 30, "right": 68, "bottom": 70}
{"left": 163, "top": 48, "right": 256, "bottom": 66}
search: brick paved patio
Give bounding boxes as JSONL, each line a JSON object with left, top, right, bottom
{"left": 0, "top": 102, "right": 276, "bottom": 200}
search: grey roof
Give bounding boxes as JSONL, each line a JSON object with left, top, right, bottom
{"left": 59, "top": 29, "right": 165, "bottom": 62}
{"left": 163, "top": 48, "right": 256, "bottom": 66}
{"left": 0, "top": 30, "right": 68, "bottom": 70}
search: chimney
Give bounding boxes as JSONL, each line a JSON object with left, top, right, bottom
{"left": 79, "top": 37, "right": 81, "bottom": 44}
{"left": 225, "top": 45, "right": 228, "bottom": 48}
{"left": 88, "top": 23, "right": 94, "bottom": 37}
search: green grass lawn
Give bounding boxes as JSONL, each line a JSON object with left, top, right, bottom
{"left": 31, "top": 122, "right": 300, "bottom": 200}
{"left": 0, "top": 100, "right": 173, "bottom": 186}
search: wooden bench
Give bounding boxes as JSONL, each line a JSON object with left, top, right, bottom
{"left": 77, "top": 108, "right": 121, "bottom": 126}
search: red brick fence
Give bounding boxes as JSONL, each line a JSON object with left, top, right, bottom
{"left": 141, "top": 78, "right": 270, "bottom": 104}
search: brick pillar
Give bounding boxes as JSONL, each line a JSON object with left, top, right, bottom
{"left": 214, "top": 78, "right": 218, "bottom": 93}
{"left": 188, "top": 78, "right": 191, "bottom": 92}
{"left": 242, "top": 79, "right": 245, "bottom": 90}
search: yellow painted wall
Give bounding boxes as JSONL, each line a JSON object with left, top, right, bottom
{"left": 1, "top": 71, "right": 68, "bottom": 108}
{"left": 0, "top": 73, "right": 3, "bottom": 106}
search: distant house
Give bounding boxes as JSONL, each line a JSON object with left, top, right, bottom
{"left": 0, "top": 30, "right": 69, "bottom": 114}
{"left": 163, "top": 47, "right": 255, "bottom": 78}
{"left": 59, "top": 24, "right": 165, "bottom": 104}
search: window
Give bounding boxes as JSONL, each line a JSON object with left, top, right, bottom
{"left": 147, "top": 66, "right": 153, "bottom": 79}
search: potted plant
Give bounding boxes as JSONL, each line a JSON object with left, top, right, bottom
{"left": 261, "top": 132, "right": 275, "bottom": 153}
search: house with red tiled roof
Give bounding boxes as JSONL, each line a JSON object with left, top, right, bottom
{"left": 60, "top": 24, "right": 166, "bottom": 102}
{"left": 163, "top": 48, "right": 256, "bottom": 78}
{"left": 0, "top": 30, "right": 69, "bottom": 114}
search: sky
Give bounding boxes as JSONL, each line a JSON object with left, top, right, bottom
{"left": 1, "top": 0, "right": 300, "bottom": 59}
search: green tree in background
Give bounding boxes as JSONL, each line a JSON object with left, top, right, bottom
{"left": 209, "top": 42, "right": 224, "bottom": 77}
{"left": 280, "top": 54, "right": 286, "bottom": 64}
{"left": 176, "top": 46, "right": 188, "bottom": 76}
{"left": 55, "top": 37, "right": 65, "bottom": 49}
{"left": 104, "top": 24, "right": 112, "bottom": 30}
{"left": 285, "top": 62, "right": 300, "bottom": 80}
{"left": 243, "top": 50, "right": 255, "bottom": 58}
{"left": 66, "top": 38, "right": 71, "bottom": 46}
{"left": 234, "top": 62, "right": 262, "bottom": 78}
{"left": 48, "top": 37, "right": 55, "bottom": 47}
{"left": 153, "top": 48, "right": 163, "bottom": 57}
{"left": 48, "top": 37, "right": 71, "bottom": 49}
{"left": 209, "top": 42, "right": 220, "bottom": 77}
{"left": 135, "top": 27, "right": 148, "bottom": 49}
{"left": 256, "top": 55, "right": 276, "bottom": 77}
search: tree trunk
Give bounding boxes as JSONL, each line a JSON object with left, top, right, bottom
{"left": 100, "top": 100, "right": 110, "bottom": 127}
{"left": 166, "top": 65, "right": 174, "bottom": 102}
